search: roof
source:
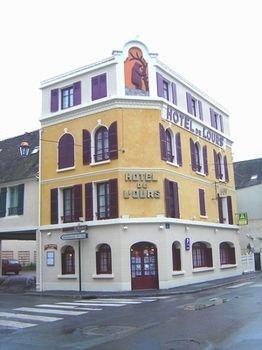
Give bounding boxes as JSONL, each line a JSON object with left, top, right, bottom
{"left": 234, "top": 158, "right": 262, "bottom": 189}
{"left": 0, "top": 130, "right": 39, "bottom": 184}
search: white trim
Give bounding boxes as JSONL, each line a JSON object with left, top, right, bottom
{"left": 92, "top": 274, "right": 114, "bottom": 279}
{"left": 166, "top": 161, "right": 179, "bottom": 168}
{"left": 200, "top": 215, "right": 208, "bottom": 219}
{"left": 192, "top": 267, "right": 215, "bottom": 273}
{"left": 196, "top": 171, "right": 206, "bottom": 177}
{"left": 172, "top": 271, "right": 185, "bottom": 276}
{"left": 220, "top": 264, "right": 237, "bottom": 269}
{"left": 57, "top": 166, "right": 76, "bottom": 173}
{"left": 90, "top": 160, "right": 111, "bottom": 167}
{"left": 0, "top": 226, "right": 38, "bottom": 233}
{"left": 57, "top": 274, "right": 78, "bottom": 279}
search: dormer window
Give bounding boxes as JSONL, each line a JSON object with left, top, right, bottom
{"left": 19, "top": 141, "right": 30, "bottom": 157}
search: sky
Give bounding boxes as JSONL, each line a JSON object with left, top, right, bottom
{"left": 0, "top": 0, "right": 261, "bottom": 162}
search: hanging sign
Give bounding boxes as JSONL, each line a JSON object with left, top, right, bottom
{"left": 238, "top": 212, "right": 248, "bottom": 225}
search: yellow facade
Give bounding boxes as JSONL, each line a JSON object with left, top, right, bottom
{"left": 40, "top": 107, "right": 236, "bottom": 225}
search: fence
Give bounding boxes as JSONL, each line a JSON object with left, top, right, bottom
{"left": 241, "top": 253, "right": 255, "bottom": 273}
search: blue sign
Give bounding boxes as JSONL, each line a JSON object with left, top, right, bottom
{"left": 185, "top": 238, "right": 190, "bottom": 250}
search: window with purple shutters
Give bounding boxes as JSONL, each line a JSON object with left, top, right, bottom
{"left": 199, "top": 189, "right": 206, "bottom": 216}
{"left": 159, "top": 124, "right": 167, "bottom": 161}
{"left": 166, "top": 130, "right": 173, "bottom": 162}
{"left": 51, "top": 89, "right": 59, "bottom": 112}
{"left": 96, "top": 179, "right": 118, "bottom": 220}
{"left": 95, "top": 127, "right": 109, "bottom": 162}
{"left": 171, "top": 82, "right": 177, "bottom": 105}
{"left": 217, "top": 194, "right": 224, "bottom": 223}
{"left": 224, "top": 155, "right": 229, "bottom": 182}
{"left": 58, "top": 133, "right": 74, "bottom": 169}
{"left": 91, "top": 73, "right": 107, "bottom": 101}
{"left": 227, "top": 196, "right": 233, "bottom": 224}
{"left": 194, "top": 143, "right": 201, "bottom": 172}
{"left": 62, "top": 185, "right": 82, "bottom": 223}
{"left": 109, "top": 121, "right": 118, "bottom": 160}
{"left": 163, "top": 80, "right": 169, "bottom": 100}
{"left": 96, "top": 244, "right": 112, "bottom": 274}
{"left": 164, "top": 179, "right": 180, "bottom": 219}
{"left": 83, "top": 129, "right": 91, "bottom": 165}
{"left": 156, "top": 72, "right": 164, "bottom": 97}
{"left": 175, "top": 133, "right": 182, "bottom": 166}
{"left": 213, "top": 150, "right": 219, "bottom": 179}
{"left": 198, "top": 101, "right": 203, "bottom": 120}
{"left": 202, "top": 145, "right": 208, "bottom": 175}
{"left": 190, "top": 138, "right": 196, "bottom": 171}
{"left": 50, "top": 188, "right": 58, "bottom": 224}
{"left": 61, "top": 86, "right": 74, "bottom": 109}
{"left": 85, "top": 183, "right": 93, "bottom": 221}
{"left": 73, "top": 81, "right": 81, "bottom": 106}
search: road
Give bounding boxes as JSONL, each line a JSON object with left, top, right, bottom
{"left": 0, "top": 275, "right": 262, "bottom": 349}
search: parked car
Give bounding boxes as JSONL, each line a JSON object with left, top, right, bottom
{"left": 1, "top": 259, "right": 22, "bottom": 275}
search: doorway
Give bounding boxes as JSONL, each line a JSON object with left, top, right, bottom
{"left": 254, "top": 253, "right": 261, "bottom": 271}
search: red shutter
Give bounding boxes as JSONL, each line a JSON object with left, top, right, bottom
{"left": 203, "top": 145, "right": 208, "bottom": 175}
{"left": 109, "top": 121, "right": 118, "bottom": 160}
{"left": 217, "top": 195, "right": 224, "bottom": 223}
{"left": 73, "top": 81, "right": 81, "bottom": 106}
{"left": 51, "top": 89, "right": 59, "bottom": 112}
{"left": 83, "top": 129, "right": 91, "bottom": 165}
{"left": 190, "top": 138, "right": 196, "bottom": 171}
{"left": 227, "top": 196, "right": 233, "bottom": 224}
{"left": 109, "top": 179, "right": 118, "bottom": 219}
{"left": 171, "top": 82, "right": 177, "bottom": 105}
{"left": 199, "top": 189, "right": 206, "bottom": 216}
{"left": 224, "top": 155, "right": 229, "bottom": 182}
{"left": 85, "top": 183, "right": 93, "bottom": 221}
{"left": 186, "top": 92, "right": 193, "bottom": 114}
{"left": 175, "top": 133, "right": 182, "bottom": 166}
{"left": 164, "top": 179, "right": 171, "bottom": 218}
{"left": 173, "top": 182, "right": 180, "bottom": 219}
{"left": 51, "top": 188, "right": 58, "bottom": 224}
{"left": 206, "top": 248, "right": 213, "bottom": 267}
{"left": 159, "top": 124, "right": 167, "bottom": 161}
{"left": 213, "top": 150, "right": 219, "bottom": 179}
{"left": 73, "top": 185, "right": 83, "bottom": 222}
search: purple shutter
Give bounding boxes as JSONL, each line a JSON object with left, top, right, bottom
{"left": 92, "top": 74, "right": 107, "bottom": 101}
{"left": 58, "top": 134, "right": 74, "bottom": 169}
{"left": 190, "top": 138, "right": 196, "bottom": 171}
{"left": 0, "top": 187, "right": 7, "bottom": 217}
{"left": 213, "top": 150, "right": 219, "bottom": 179}
{"left": 17, "top": 184, "right": 24, "bottom": 215}
{"left": 109, "top": 121, "right": 118, "bottom": 160}
{"left": 171, "top": 82, "right": 177, "bottom": 105}
{"left": 109, "top": 179, "right": 118, "bottom": 219}
{"left": 156, "top": 72, "right": 164, "bottom": 97}
{"left": 219, "top": 115, "right": 224, "bottom": 133}
{"left": 175, "top": 133, "right": 182, "bottom": 166}
{"left": 217, "top": 195, "right": 224, "bottom": 223}
{"left": 202, "top": 145, "right": 208, "bottom": 175}
{"left": 99, "top": 73, "right": 107, "bottom": 99}
{"left": 186, "top": 92, "right": 193, "bottom": 114}
{"left": 51, "top": 188, "right": 58, "bottom": 224}
{"left": 73, "top": 185, "right": 83, "bottom": 222}
{"left": 173, "top": 182, "right": 180, "bottom": 219}
{"left": 199, "top": 189, "right": 206, "bottom": 216}
{"left": 210, "top": 108, "right": 216, "bottom": 128}
{"left": 227, "top": 196, "right": 233, "bottom": 224}
{"left": 159, "top": 124, "right": 167, "bottom": 161}
{"left": 206, "top": 248, "right": 213, "bottom": 267}
{"left": 73, "top": 81, "right": 81, "bottom": 106}
{"left": 85, "top": 183, "right": 93, "bottom": 221}
{"left": 51, "top": 89, "right": 59, "bottom": 112}
{"left": 198, "top": 101, "right": 203, "bottom": 120}
{"left": 224, "top": 155, "right": 229, "bottom": 182}
{"left": 83, "top": 129, "right": 91, "bottom": 165}
{"left": 164, "top": 179, "right": 171, "bottom": 218}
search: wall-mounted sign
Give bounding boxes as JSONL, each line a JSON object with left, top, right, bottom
{"left": 238, "top": 212, "right": 248, "bottom": 225}
{"left": 46, "top": 251, "right": 55, "bottom": 266}
{"left": 185, "top": 238, "right": 190, "bottom": 251}
{"left": 162, "top": 105, "right": 225, "bottom": 148}
{"left": 60, "top": 233, "right": 88, "bottom": 241}
{"left": 44, "top": 244, "right": 57, "bottom": 251}
{"left": 216, "top": 186, "right": 228, "bottom": 198}
{"left": 123, "top": 171, "right": 160, "bottom": 199}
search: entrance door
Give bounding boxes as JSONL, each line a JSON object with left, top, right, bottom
{"left": 254, "top": 253, "right": 261, "bottom": 271}
{"left": 130, "top": 242, "right": 159, "bottom": 290}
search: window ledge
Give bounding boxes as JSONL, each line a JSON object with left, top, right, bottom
{"left": 220, "top": 264, "right": 237, "bottom": 270}
{"left": 57, "top": 166, "right": 75, "bottom": 173}
{"left": 166, "top": 161, "right": 179, "bottom": 168}
{"left": 92, "top": 273, "right": 114, "bottom": 279}
{"left": 90, "top": 160, "right": 111, "bottom": 167}
{"left": 57, "top": 274, "right": 77, "bottom": 279}
{"left": 200, "top": 215, "right": 208, "bottom": 219}
{"left": 195, "top": 171, "right": 206, "bottom": 177}
{"left": 172, "top": 270, "right": 185, "bottom": 276}
{"left": 218, "top": 179, "right": 226, "bottom": 183}
{"left": 192, "top": 267, "right": 214, "bottom": 273}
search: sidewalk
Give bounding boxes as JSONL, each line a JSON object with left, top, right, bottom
{"left": 26, "top": 272, "right": 259, "bottom": 299}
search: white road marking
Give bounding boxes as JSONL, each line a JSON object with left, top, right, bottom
{"left": 0, "top": 312, "right": 62, "bottom": 322}
{"left": 0, "top": 319, "right": 37, "bottom": 329}
{"left": 65, "top": 301, "right": 124, "bottom": 307}
{"left": 74, "top": 299, "right": 142, "bottom": 304}
{"left": 249, "top": 283, "right": 262, "bottom": 288}
{"left": 14, "top": 307, "right": 88, "bottom": 316}
{"left": 56, "top": 303, "right": 102, "bottom": 310}
{"left": 227, "top": 282, "right": 253, "bottom": 289}
{"left": 35, "top": 304, "right": 90, "bottom": 310}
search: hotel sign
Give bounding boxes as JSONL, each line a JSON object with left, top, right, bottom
{"left": 123, "top": 172, "right": 160, "bottom": 199}
{"left": 162, "top": 105, "right": 225, "bottom": 148}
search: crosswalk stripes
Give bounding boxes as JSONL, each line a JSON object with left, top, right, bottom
{"left": 0, "top": 296, "right": 162, "bottom": 331}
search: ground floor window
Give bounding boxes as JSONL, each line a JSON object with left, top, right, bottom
{"left": 61, "top": 245, "right": 75, "bottom": 274}
{"left": 220, "top": 242, "right": 236, "bottom": 265}
{"left": 192, "top": 242, "right": 213, "bottom": 268}
{"left": 172, "top": 241, "right": 181, "bottom": 271}
{"left": 96, "top": 244, "right": 112, "bottom": 274}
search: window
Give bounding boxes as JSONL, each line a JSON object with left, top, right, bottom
{"left": 97, "top": 182, "right": 110, "bottom": 219}
{"left": 8, "top": 186, "right": 19, "bottom": 215}
{"left": 210, "top": 108, "right": 224, "bottom": 132}
{"left": 63, "top": 188, "right": 75, "bottom": 223}
{"left": 190, "top": 139, "right": 208, "bottom": 175}
{"left": 156, "top": 73, "right": 177, "bottom": 104}
{"left": 91, "top": 73, "right": 107, "bottom": 101}
{"left": 194, "top": 143, "right": 201, "bottom": 172}
{"left": 220, "top": 242, "right": 236, "bottom": 265}
{"left": 164, "top": 179, "right": 180, "bottom": 218}
{"left": 96, "top": 244, "right": 112, "bottom": 274}
{"left": 61, "top": 86, "right": 74, "bottom": 109}
{"left": 217, "top": 195, "right": 233, "bottom": 225}
{"left": 61, "top": 246, "right": 75, "bottom": 274}
{"left": 159, "top": 124, "right": 182, "bottom": 166}
{"left": 166, "top": 129, "right": 174, "bottom": 162}
{"left": 186, "top": 92, "right": 203, "bottom": 120}
{"left": 172, "top": 242, "right": 181, "bottom": 271}
{"left": 58, "top": 133, "right": 74, "bottom": 170}
{"left": 95, "top": 127, "right": 109, "bottom": 162}
{"left": 1, "top": 184, "right": 24, "bottom": 217}
{"left": 192, "top": 242, "right": 213, "bottom": 268}
{"left": 213, "top": 151, "right": 229, "bottom": 181}
{"left": 199, "top": 189, "right": 206, "bottom": 216}
{"left": 163, "top": 80, "right": 169, "bottom": 100}
{"left": 192, "top": 98, "right": 197, "bottom": 117}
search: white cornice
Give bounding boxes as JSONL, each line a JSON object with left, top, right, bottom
{"left": 40, "top": 217, "right": 239, "bottom": 231}
{"left": 0, "top": 226, "right": 38, "bottom": 233}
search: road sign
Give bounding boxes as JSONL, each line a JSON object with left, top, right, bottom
{"left": 238, "top": 212, "right": 248, "bottom": 225}
{"left": 60, "top": 233, "right": 88, "bottom": 241}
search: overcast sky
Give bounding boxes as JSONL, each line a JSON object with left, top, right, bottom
{"left": 0, "top": 0, "right": 261, "bottom": 162}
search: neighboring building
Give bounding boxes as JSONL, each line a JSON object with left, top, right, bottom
{"left": 234, "top": 158, "right": 262, "bottom": 270}
{"left": 39, "top": 40, "right": 241, "bottom": 292}
{"left": 0, "top": 131, "right": 39, "bottom": 273}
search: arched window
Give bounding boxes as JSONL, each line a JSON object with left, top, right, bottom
{"left": 220, "top": 242, "right": 236, "bottom": 265}
{"left": 95, "top": 127, "right": 109, "bottom": 162}
{"left": 166, "top": 129, "right": 174, "bottom": 162}
{"left": 61, "top": 246, "right": 75, "bottom": 274}
{"left": 192, "top": 242, "right": 213, "bottom": 268}
{"left": 172, "top": 241, "right": 181, "bottom": 271}
{"left": 96, "top": 244, "right": 112, "bottom": 274}
{"left": 217, "top": 153, "right": 224, "bottom": 180}
{"left": 58, "top": 134, "right": 74, "bottom": 169}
